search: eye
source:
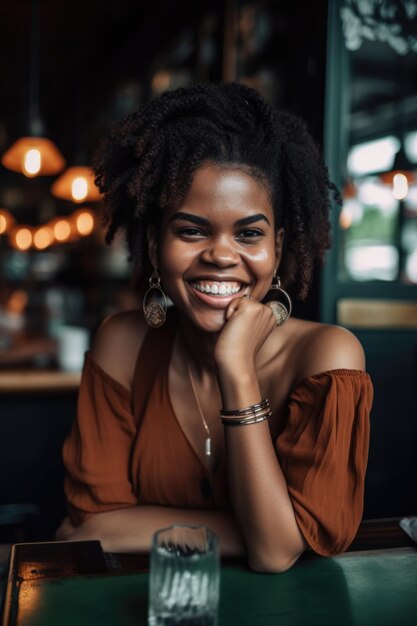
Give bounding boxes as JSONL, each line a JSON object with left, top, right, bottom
{"left": 176, "top": 227, "right": 206, "bottom": 238}
{"left": 236, "top": 228, "right": 264, "bottom": 241}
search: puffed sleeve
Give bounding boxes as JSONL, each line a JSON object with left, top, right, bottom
{"left": 63, "top": 352, "right": 138, "bottom": 525}
{"left": 275, "top": 369, "right": 373, "bottom": 556}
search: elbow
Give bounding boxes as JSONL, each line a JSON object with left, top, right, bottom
{"left": 247, "top": 550, "right": 303, "bottom": 574}
{"left": 55, "top": 514, "right": 104, "bottom": 544}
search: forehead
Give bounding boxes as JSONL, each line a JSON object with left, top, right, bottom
{"left": 164, "top": 163, "right": 274, "bottom": 221}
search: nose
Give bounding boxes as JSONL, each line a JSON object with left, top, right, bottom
{"left": 199, "top": 235, "right": 240, "bottom": 267}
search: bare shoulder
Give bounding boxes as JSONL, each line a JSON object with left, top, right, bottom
{"left": 91, "top": 309, "right": 147, "bottom": 390}
{"left": 288, "top": 318, "right": 366, "bottom": 382}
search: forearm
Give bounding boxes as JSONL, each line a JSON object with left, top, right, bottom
{"left": 226, "top": 423, "right": 306, "bottom": 571}
{"left": 60, "top": 505, "right": 244, "bottom": 556}
{"left": 219, "top": 370, "right": 307, "bottom": 572}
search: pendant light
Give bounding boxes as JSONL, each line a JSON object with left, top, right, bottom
{"left": 1, "top": 0, "right": 65, "bottom": 177}
{"left": 51, "top": 91, "right": 101, "bottom": 202}
{"left": 379, "top": 56, "right": 416, "bottom": 201}
{"left": 380, "top": 143, "right": 416, "bottom": 200}
{"left": 51, "top": 166, "right": 101, "bottom": 203}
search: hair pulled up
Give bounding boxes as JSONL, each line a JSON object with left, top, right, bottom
{"left": 93, "top": 82, "right": 339, "bottom": 299}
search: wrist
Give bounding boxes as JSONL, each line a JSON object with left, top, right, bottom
{"left": 215, "top": 362, "right": 256, "bottom": 383}
{"left": 214, "top": 351, "right": 256, "bottom": 376}
{"left": 216, "top": 368, "right": 261, "bottom": 410}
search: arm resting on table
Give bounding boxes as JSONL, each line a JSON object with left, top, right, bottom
{"left": 56, "top": 506, "right": 244, "bottom": 557}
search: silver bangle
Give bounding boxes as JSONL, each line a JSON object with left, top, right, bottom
{"left": 221, "top": 399, "right": 269, "bottom": 417}
{"left": 220, "top": 398, "right": 269, "bottom": 417}
{"left": 221, "top": 407, "right": 272, "bottom": 427}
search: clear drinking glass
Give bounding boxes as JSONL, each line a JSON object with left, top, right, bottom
{"left": 148, "top": 524, "right": 220, "bottom": 626}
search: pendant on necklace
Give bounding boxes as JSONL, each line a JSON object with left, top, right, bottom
{"left": 205, "top": 437, "right": 212, "bottom": 457}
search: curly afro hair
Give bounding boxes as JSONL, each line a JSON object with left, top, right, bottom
{"left": 93, "top": 82, "right": 339, "bottom": 299}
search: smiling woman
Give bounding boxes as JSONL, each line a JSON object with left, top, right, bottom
{"left": 57, "top": 83, "right": 373, "bottom": 573}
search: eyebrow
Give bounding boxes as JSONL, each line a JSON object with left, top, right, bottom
{"left": 169, "top": 212, "right": 271, "bottom": 227}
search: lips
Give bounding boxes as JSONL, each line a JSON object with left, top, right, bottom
{"left": 187, "top": 279, "right": 249, "bottom": 309}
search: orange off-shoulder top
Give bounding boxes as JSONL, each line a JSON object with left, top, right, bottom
{"left": 63, "top": 315, "right": 373, "bottom": 556}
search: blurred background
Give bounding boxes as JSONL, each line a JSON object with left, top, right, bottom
{"left": 0, "top": 0, "right": 416, "bottom": 549}
{"left": 0, "top": 0, "right": 330, "bottom": 362}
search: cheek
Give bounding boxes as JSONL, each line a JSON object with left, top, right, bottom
{"left": 159, "top": 241, "right": 195, "bottom": 278}
{"left": 247, "top": 248, "right": 269, "bottom": 262}
{"left": 242, "top": 244, "right": 276, "bottom": 272}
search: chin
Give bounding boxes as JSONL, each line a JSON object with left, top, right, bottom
{"left": 171, "top": 293, "right": 228, "bottom": 334}
{"left": 186, "top": 308, "right": 227, "bottom": 334}
{"left": 201, "top": 319, "right": 226, "bottom": 334}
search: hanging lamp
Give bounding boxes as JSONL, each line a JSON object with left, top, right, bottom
{"left": 379, "top": 58, "right": 417, "bottom": 201}
{"left": 380, "top": 143, "right": 416, "bottom": 200}
{"left": 1, "top": 0, "right": 65, "bottom": 177}
{"left": 51, "top": 91, "right": 100, "bottom": 202}
{"left": 51, "top": 166, "right": 101, "bottom": 202}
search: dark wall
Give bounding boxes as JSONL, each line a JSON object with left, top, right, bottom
{"left": 0, "top": 392, "right": 77, "bottom": 541}
{"left": 356, "top": 330, "right": 417, "bottom": 518}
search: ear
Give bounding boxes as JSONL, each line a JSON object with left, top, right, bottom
{"left": 146, "top": 224, "right": 158, "bottom": 268}
{"left": 274, "top": 227, "right": 284, "bottom": 272}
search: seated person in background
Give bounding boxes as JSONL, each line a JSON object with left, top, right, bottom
{"left": 56, "top": 82, "right": 373, "bottom": 573}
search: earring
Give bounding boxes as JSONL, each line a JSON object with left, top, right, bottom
{"left": 265, "top": 274, "right": 292, "bottom": 326}
{"left": 143, "top": 268, "right": 167, "bottom": 328}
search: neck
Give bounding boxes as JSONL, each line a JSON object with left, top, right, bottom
{"left": 176, "top": 315, "right": 219, "bottom": 379}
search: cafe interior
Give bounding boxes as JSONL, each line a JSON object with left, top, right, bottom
{"left": 0, "top": 0, "right": 416, "bottom": 624}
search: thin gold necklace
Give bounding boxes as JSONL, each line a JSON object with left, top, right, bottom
{"left": 186, "top": 358, "right": 212, "bottom": 457}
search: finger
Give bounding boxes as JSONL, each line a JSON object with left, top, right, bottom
{"left": 226, "top": 293, "right": 257, "bottom": 320}
{"left": 225, "top": 300, "right": 239, "bottom": 320}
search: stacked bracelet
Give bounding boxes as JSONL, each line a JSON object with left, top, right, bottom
{"left": 220, "top": 398, "right": 272, "bottom": 426}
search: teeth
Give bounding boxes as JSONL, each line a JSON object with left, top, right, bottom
{"left": 191, "top": 281, "right": 242, "bottom": 296}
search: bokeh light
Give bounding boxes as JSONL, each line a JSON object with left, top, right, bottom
{"left": 71, "top": 177, "right": 88, "bottom": 202}
{"left": 74, "top": 209, "right": 95, "bottom": 236}
{"left": 53, "top": 219, "right": 71, "bottom": 242}
{"left": 12, "top": 227, "right": 33, "bottom": 250}
{"left": 23, "top": 149, "right": 42, "bottom": 177}
{"left": 33, "top": 226, "right": 54, "bottom": 250}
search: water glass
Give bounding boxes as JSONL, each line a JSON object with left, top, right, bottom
{"left": 148, "top": 524, "right": 220, "bottom": 626}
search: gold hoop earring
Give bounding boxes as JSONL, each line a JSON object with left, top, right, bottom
{"left": 264, "top": 274, "right": 292, "bottom": 326}
{"left": 143, "top": 268, "right": 167, "bottom": 328}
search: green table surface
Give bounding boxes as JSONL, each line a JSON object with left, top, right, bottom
{"left": 5, "top": 549, "right": 417, "bottom": 626}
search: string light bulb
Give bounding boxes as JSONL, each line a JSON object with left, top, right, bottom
{"left": 52, "top": 219, "right": 72, "bottom": 242}
{"left": 0, "top": 215, "right": 7, "bottom": 235}
{"left": 73, "top": 208, "right": 95, "bottom": 236}
{"left": 3, "top": 208, "right": 95, "bottom": 251}
{"left": 11, "top": 227, "right": 33, "bottom": 251}
{"left": 0, "top": 209, "right": 15, "bottom": 235}
{"left": 33, "top": 225, "right": 54, "bottom": 250}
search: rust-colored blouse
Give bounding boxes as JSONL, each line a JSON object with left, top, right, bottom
{"left": 63, "top": 315, "right": 373, "bottom": 556}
